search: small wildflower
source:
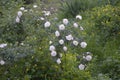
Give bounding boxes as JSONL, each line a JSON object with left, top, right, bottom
{"left": 44, "top": 21, "right": 51, "bottom": 28}
{"left": 16, "top": 16, "right": 20, "bottom": 23}
{"left": 73, "top": 23, "right": 78, "bottom": 28}
{"left": 51, "top": 51, "right": 57, "bottom": 57}
{"left": 49, "top": 45, "right": 55, "bottom": 51}
{"left": 59, "top": 24, "right": 65, "bottom": 30}
{"left": 55, "top": 31, "right": 60, "bottom": 37}
{"left": 66, "top": 34, "right": 73, "bottom": 41}
{"left": 0, "top": 43, "right": 7, "bottom": 48}
{"left": 33, "top": 5, "right": 38, "bottom": 8}
{"left": 20, "top": 7, "right": 25, "bottom": 11}
{"left": 17, "top": 11, "right": 22, "bottom": 18}
{"left": 59, "top": 39, "right": 64, "bottom": 45}
{"left": 76, "top": 15, "right": 82, "bottom": 20}
{"left": 63, "top": 18, "right": 69, "bottom": 25}
{"left": 73, "top": 40, "right": 79, "bottom": 46}
{"left": 0, "top": 60, "right": 5, "bottom": 65}
{"left": 78, "top": 64, "right": 85, "bottom": 70}
{"left": 56, "top": 58, "right": 61, "bottom": 64}
{"left": 80, "top": 42, "right": 87, "bottom": 48}
{"left": 63, "top": 46, "right": 67, "bottom": 51}
{"left": 85, "top": 55, "right": 92, "bottom": 61}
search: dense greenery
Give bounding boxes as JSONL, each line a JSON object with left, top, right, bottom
{"left": 0, "top": 0, "right": 120, "bottom": 80}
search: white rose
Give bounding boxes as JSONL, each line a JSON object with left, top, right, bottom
{"left": 73, "top": 40, "right": 79, "bottom": 46}
{"left": 20, "top": 43, "right": 24, "bottom": 46}
{"left": 20, "top": 7, "right": 25, "bottom": 11}
{"left": 24, "top": 10, "right": 28, "bottom": 12}
{"left": 73, "top": 23, "right": 78, "bottom": 28}
{"left": 33, "top": 5, "right": 38, "bottom": 8}
{"left": 59, "top": 24, "right": 65, "bottom": 30}
{"left": 17, "top": 11, "right": 22, "bottom": 18}
{"left": 63, "top": 46, "right": 67, "bottom": 51}
{"left": 63, "top": 18, "right": 69, "bottom": 25}
{"left": 56, "top": 58, "right": 61, "bottom": 64}
{"left": 76, "top": 15, "right": 82, "bottom": 20}
{"left": 85, "top": 55, "right": 92, "bottom": 61}
{"left": 80, "top": 42, "right": 87, "bottom": 48}
{"left": 44, "top": 11, "right": 51, "bottom": 16}
{"left": 80, "top": 26, "right": 84, "bottom": 30}
{"left": 83, "top": 56, "right": 85, "bottom": 59}
{"left": 0, "top": 43, "right": 7, "bottom": 48}
{"left": 44, "top": 21, "right": 51, "bottom": 28}
{"left": 86, "top": 52, "right": 91, "bottom": 55}
{"left": 49, "top": 45, "right": 55, "bottom": 51}
{"left": 66, "top": 34, "right": 73, "bottom": 41}
{"left": 55, "top": 31, "right": 60, "bottom": 37}
{"left": 40, "top": 17, "right": 45, "bottom": 20}
{"left": 78, "top": 64, "right": 85, "bottom": 70}
{"left": 16, "top": 16, "right": 20, "bottom": 23}
{"left": 49, "top": 41, "right": 52, "bottom": 44}
{"left": 51, "top": 51, "right": 57, "bottom": 57}
{"left": 0, "top": 60, "right": 5, "bottom": 65}
{"left": 59, "top": 39, "right": 64, "bottom": 45}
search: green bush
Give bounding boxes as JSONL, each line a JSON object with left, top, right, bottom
{"left": 77, "top": 5, "right": 120, "bottom": 79}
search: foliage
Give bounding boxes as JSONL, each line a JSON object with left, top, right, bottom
{"left": 0, "top": 0, "right": 120, "bottom": 80}
{"left": 84, "top": 5, "right": 120, "bottom": 45}
{"left": 59, "top": 0, "right": 120, "bottom": 19}
{"left": 78, "top": 5, "right": 120, "bottom": 80}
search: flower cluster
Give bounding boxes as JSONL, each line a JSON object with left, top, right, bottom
{"left": 0, "top": 60, "right": 5, "bottom": 65}
{"left": 15, "top": 11, "right": 23, "bottom": 23}
{"left": 44, "top": 15, "right": 92, "bottom": 70}
{"left": 0, "top": 43, "right": 7, "bottom": 48}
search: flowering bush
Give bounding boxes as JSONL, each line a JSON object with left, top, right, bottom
{"left": 43, "top": 14, "right": 93, "bottom": 72}
{"left": 0, "top": 0, "right": 119, "bottom": 80}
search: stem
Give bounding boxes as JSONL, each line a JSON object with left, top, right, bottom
{"left": 64, "top": 52, "right": 66, "bottom": 71}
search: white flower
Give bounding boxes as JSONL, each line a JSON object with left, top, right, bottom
{"left": 56, "top": 58, "right": 61, "bottom": 64}
{"left": 86, "top": 52, "right": 91, "bottom": 55}
{"left": 66, "top": 34, "right": 73, "bottom": 41}
{"left": 20, "top": 7, "right": 25, "bottom": 11}
{"left": 24, "top": 10, "right": 28, "bottom": 12}
{"left": 42, "top": 11, "right": 51, "bottom": 16}
{"left": 16, "top": 16, "right": 20, "bottom": 23}
{"left": 63, "top": 18, "right": 69, "bottom": 25}
{"left": 0, "top": 60, "right": 5, "bottom": 65}
{"left": 44, "top": 11, "right": 51, "bottom": 16}
{"left": 85, "top": 55, "right": 92, "bottom": 61}
{"left": 83, "top": 56, "right": 85, "bottom": 59}
{"left": 63, "top": 46, "right": 67, "bottom": 51}
{"left": 78, "top": 64, "right": 85, "bottom": 70}
{"left": 51, "top": 51, "right": 57, "bottom": 57}
{"left": 80, "top": 26, "right": 84, "bottom": 30}
{"left": 17, "top": 11, "right": 22, "bottom": 18}
{"left": 59, "top": 24, "right": 65, "bottom": 30}
{"left": 73, "top": 40, "right": 79, "bottom": 46}
{"left": 0, "top": 43, "right": 7, "bottom": 48}
{"left": 40, "top": 17, "right": 45, "bottom": 20}
{"left": 20, "top": 43, "right": 24, "bottom": 46}
{"left": 73, "top": 23, "right": 78, "bottom": 28}
{"left": 44, "top": 21, "right": 51, "bottom": 28}
{"left": 49, "top": 45, "right": 55, "bottom": 51}
{"left": 59, "top": 39, "right": 64, "bottom": 45}
{"left": 55, "top": 31, "right": 60, "bottom": 37}
{"left": 76, "top": 15, "right": 82, "bottom": 20}
{"left": 33, "top": 5, "right": 38, "bottom": 8}
{"left": 80, "top": 42, "right": 87, "bottom": 48}
{"left": 49, "top": 41, "right": 52, "bottom": 44}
